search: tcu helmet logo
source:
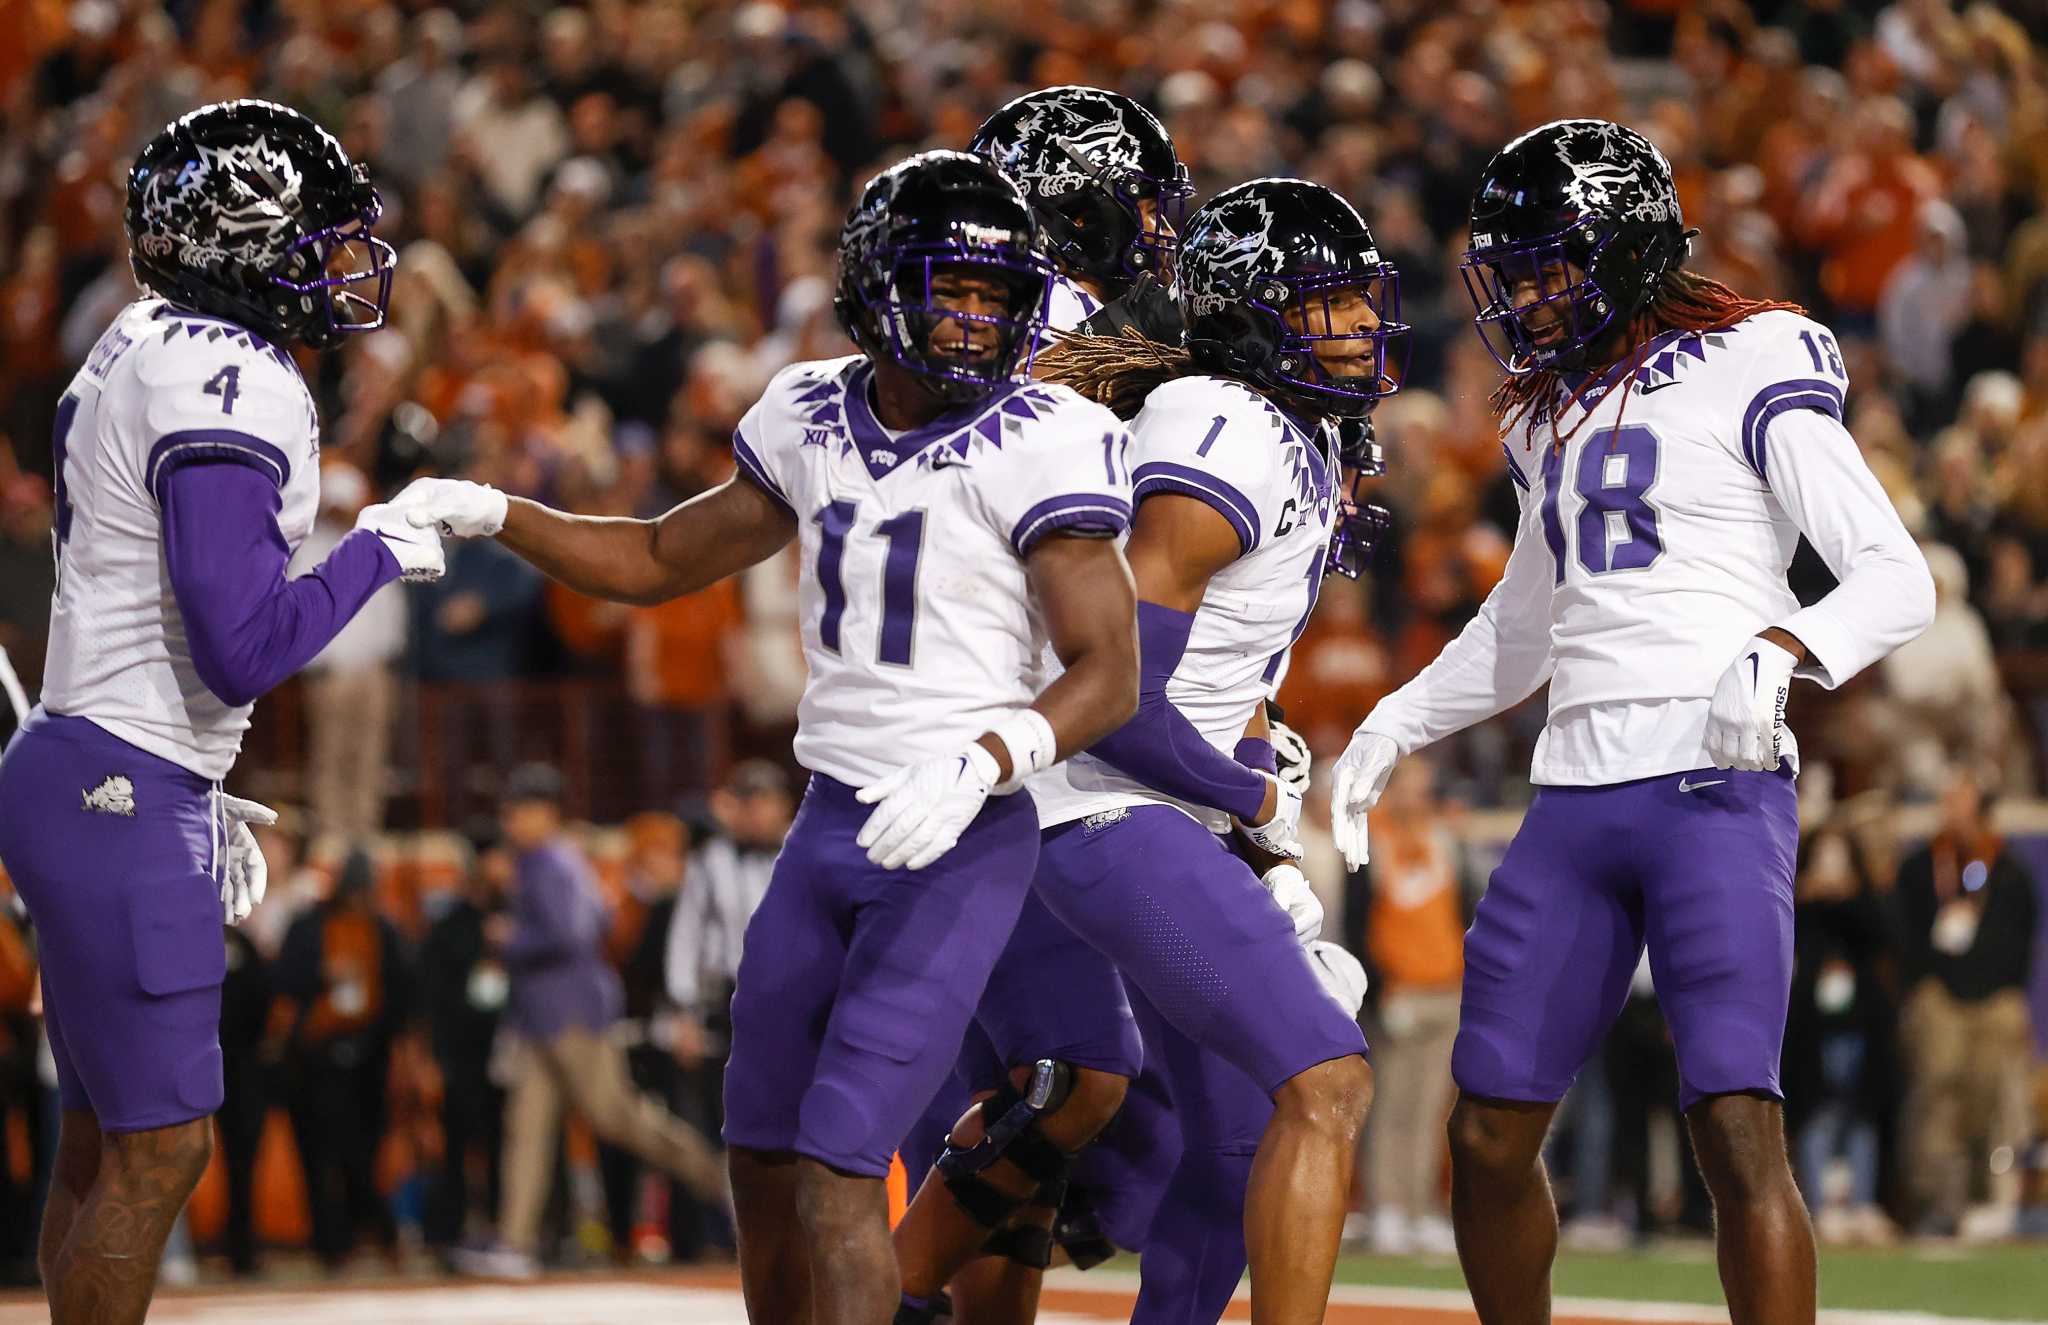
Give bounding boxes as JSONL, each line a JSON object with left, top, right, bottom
{"left": 1183, "top": 194, "right": 1279, "bottom": 316}
{"left": 991, "top": 93, "right": 1141, "bottom": 199}
{"left": 82, "top": 775, "right": 137, "bottom": 817}
{"left": 1554, "top": 121, "right": 1677, "bottom": 224}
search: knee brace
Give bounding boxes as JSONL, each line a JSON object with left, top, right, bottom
{"left": 935, "top": 1059, "right": 1075, "bottom": 1230}
{"left": 1051, "top": 1190, "right": 1118, "bottom": 1271}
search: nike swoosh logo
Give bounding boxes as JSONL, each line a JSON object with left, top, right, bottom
{"left": 1746, "top": 652, "right": 1759, "bottom": 689}
{"left": 1679, "top": 777, "right": 1727, "bottom": 793}
{"left": 1638, "top": 378, "right": 1681, "bottom": 394}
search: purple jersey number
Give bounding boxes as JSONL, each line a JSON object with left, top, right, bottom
{"left": 49, "top": 393, "right": 80, "bottom": 589}
{"left": 1537, "top": 424, "right": 1666, "bottom": 581}
{"left": 814, "top": 500, "right": 926, "bottom": 665}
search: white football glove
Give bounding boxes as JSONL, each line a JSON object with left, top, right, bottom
{"left": 1703, "top": 636, "right": 1799, "bottom": 772}
{"left": 1330, "top": 729, "right": 1399, "bottom": 869}
{"left": 1261, "top": 862, "right": 1325, "bottom": 943}
{"left": 1307, "top": 940, "right": 1369, "bottom": 1018}
{"left": 1268, "top": 712, "right": 1312, "bottom": 799}
{"left": 394, "top": 476, "right": 510, "bottom": 539}
{"left": 1236, "top": 772, "right": 1303, "bottom": 859}
{"left": 354, "top": 502, "right": 446, "bottom": 582}
{"left": 855, "top": 743, "right": 1002, "bottom": 871}
{"left": 218, "top": 795, "right": 278, "bottom": 925}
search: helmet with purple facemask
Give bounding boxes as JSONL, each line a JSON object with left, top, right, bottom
{"left": 1460, "top": 118, "right": 1694, "bottom": 375}
{"left": 1180, "top": 178, "right": 1407, "bottom": 422}
{"left": 1328, "top": 416, "right": 1391, "bottom": 579}
{"left": 835, "top": 150, "right": 1056, "bottom": 406}
{"left": 970, "top": 86, "right": 1193, "bottom": 300}
{"left": 126, "top": 99, "right": 394, "bottom": 351}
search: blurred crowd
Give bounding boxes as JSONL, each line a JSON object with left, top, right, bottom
{"left": 0, "top": 0, "right": 2046, "bottom": 1281}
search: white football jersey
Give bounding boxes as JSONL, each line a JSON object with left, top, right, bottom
{"left": 40, "top": 298, "right": 321, "bottom": 780}
{"left": 732, "top": 356, "right": 1133, "bottom": 788}
{"left": 1371, "top": 308, "right": 1924, "bottom": 784}
{"left": 1031, "top": 375, "right": 1338, "bottom": 830}
{"left": 1043, "top": 275, "right": 1103, "bottom": 337}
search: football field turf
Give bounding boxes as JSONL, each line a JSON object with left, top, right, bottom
{"left": 0, "top": 1247, "right": 2039, "bottom": 1324}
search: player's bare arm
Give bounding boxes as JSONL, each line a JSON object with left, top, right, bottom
{"left": 991, "top": 530, "right": 1139, "bottom": 779}
{"left": 401, "top": 472, "right": 797, "bottom": 606}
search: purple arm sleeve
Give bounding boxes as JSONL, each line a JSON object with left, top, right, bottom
{"left": 160, "top": 459, "right": 401, "bottom": 708}
{"left": 1233, "top": 737, "right": 1277, "bottom": 773}
{"left": 1086, "top": 600, "right": 1270, "bottom": 822}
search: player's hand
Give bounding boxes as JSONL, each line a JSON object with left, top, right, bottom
{"left": 1704, "top": 636, "right": 1799, "bottom": 772}
{"left": 1267, "top": 707, "right": 1312, "bottom": 799}
{"left": 1260, "top": 862, "right": 1325, "bottom": 943}
{"left": 394, "top": 476, "right": 509, "bottom": 539}
{"left": 1236, "top": 772, "right": 1303, "bottom": 859}
{"left": 1307, "top": 940, "right": 1369, "bottom": 1017}
{"left": 355, "top": 502, "right": 446, "bottom": 582}
{"left": 1330, "top": 729, "right": 1399, "bottom": 870}
{"left": 855, "top": 743, "right": 1002, "bottom": 871}
{"left": 218, "top": 794, "right": 277, "bottom": 925}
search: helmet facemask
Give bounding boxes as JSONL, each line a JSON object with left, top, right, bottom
{"left": 870, "top": 246, "right": 1054, "bottom": 405}
{"left": 1462, "top": 218, "right": 1689, "bottom": 375}
{"left": 1328, "top": 416, "right": 1391, "bottom": 579}
{"left": 1042, "top": 141, "right": 1193, "bottom": 293}
{"left": 1257, "top": 265, "right": 1408, "bottom": 419}
{"left": 276, "top": 185, "right": 397, "bottom": 350}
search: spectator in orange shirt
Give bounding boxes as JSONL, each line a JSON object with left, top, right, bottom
{"left": 1348, "top": 756, "right": 1476, "bottom": 1255}
{"left": 1800, "top": 95, "right": 1942, "bottom": 326}
{"left": 627, "top": 577, "right": 742, "bottom": 810}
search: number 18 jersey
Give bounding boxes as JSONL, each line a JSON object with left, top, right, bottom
{"left": 732, "top": 356, "right": 1133, "bottom": 788}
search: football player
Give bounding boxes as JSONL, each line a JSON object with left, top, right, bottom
{"left": 391, "top": 150, "right": 1140, "bottom": 1325}
{"left": 890, "top": 85, "right": 1194, "bottom": 1325}
{"left": 1329, "top": 120, "right": 1935, "bottom": 1325}
{"left": 904, "top": 178, "right": 1395, "bottom": 1325}
{"left": 0, "top": 100, "right": 439, "bottom": 1325}
{"left": 972, "top": 85, "right": 1194, "bottom": 342}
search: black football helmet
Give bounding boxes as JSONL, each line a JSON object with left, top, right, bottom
{"left": 970, "top": 86, "right": 1192, "bottom": 323}
{"left": 126, "top": 99, "right": 394, "bottom": 350}
{"left": 1179, "top": 178, "right": 1407, "bottom": 421}
{"left": 1460, "top": 118, "right": 1694, "bottom": 374}
{"left": 835, "top": 150, "right": 1055, "bottom": 404}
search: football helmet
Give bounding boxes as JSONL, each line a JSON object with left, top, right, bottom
{"left": 835, "top": 150, "right": 1055, "bottom": 404}
{"left": 1329, "top": 416, "right": 1391, "bottom": 578}
{"left": 971, "top": 85, "right": 1192, "bottom": 333}
{"left": 1460, "top": 118, "right": 1693, "bottom": 374}
{"left": 126, "top": 99, "right": 394, "bottom": 350}
{"left": 1180, "top": 178, "right": 1407, "bottom": 420}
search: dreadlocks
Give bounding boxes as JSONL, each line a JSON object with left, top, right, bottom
{"left": 1033, "top": 327, "right": 1193, "bottom": 420}
{"left": 1492, "top": 268, "right": 1806, "bottom": 430}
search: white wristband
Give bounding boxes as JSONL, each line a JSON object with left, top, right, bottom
{"left": 989, "top": 709, "right": 1058, "bottom": 794}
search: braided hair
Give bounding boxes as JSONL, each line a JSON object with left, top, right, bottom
{"left": 1493, "top": 268, "right": 1806, "bottom": 435}
{"left": 1034, "top": 327, "right": 1194, "bottom": 420}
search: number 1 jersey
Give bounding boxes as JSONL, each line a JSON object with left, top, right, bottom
{"left": 732, "top": 356, "right": 1133, "bottom": 787}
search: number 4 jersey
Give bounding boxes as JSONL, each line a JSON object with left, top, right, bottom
{"left": 1367, "top": 309, "right": 1930, "bottom": 785}
{"left": 732, "top": 356, "right": 1133, "bottom": 787}
{"left": 41, "top": 298, "right": 322, "bottom": 779}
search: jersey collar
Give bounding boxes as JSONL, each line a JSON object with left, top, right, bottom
{"left": 839, "top": 361, "right": 1063, "bottom": 479}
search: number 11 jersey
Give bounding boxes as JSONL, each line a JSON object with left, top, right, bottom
{"left": 732, "top": 356, "right": 1133, "bottom": 787}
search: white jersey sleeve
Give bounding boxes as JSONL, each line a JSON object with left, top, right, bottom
{"left": 40, "top": 299, "right": 323, "bottom": 780}
{"left": 1127, "top": 375, "right": 1293, "bottom": 555}
{"left": 1363, "top": 442, "right": 1558, "bottom": 755}
{"left": 974, "top": 400, "right": 1134, "bottom": 558}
